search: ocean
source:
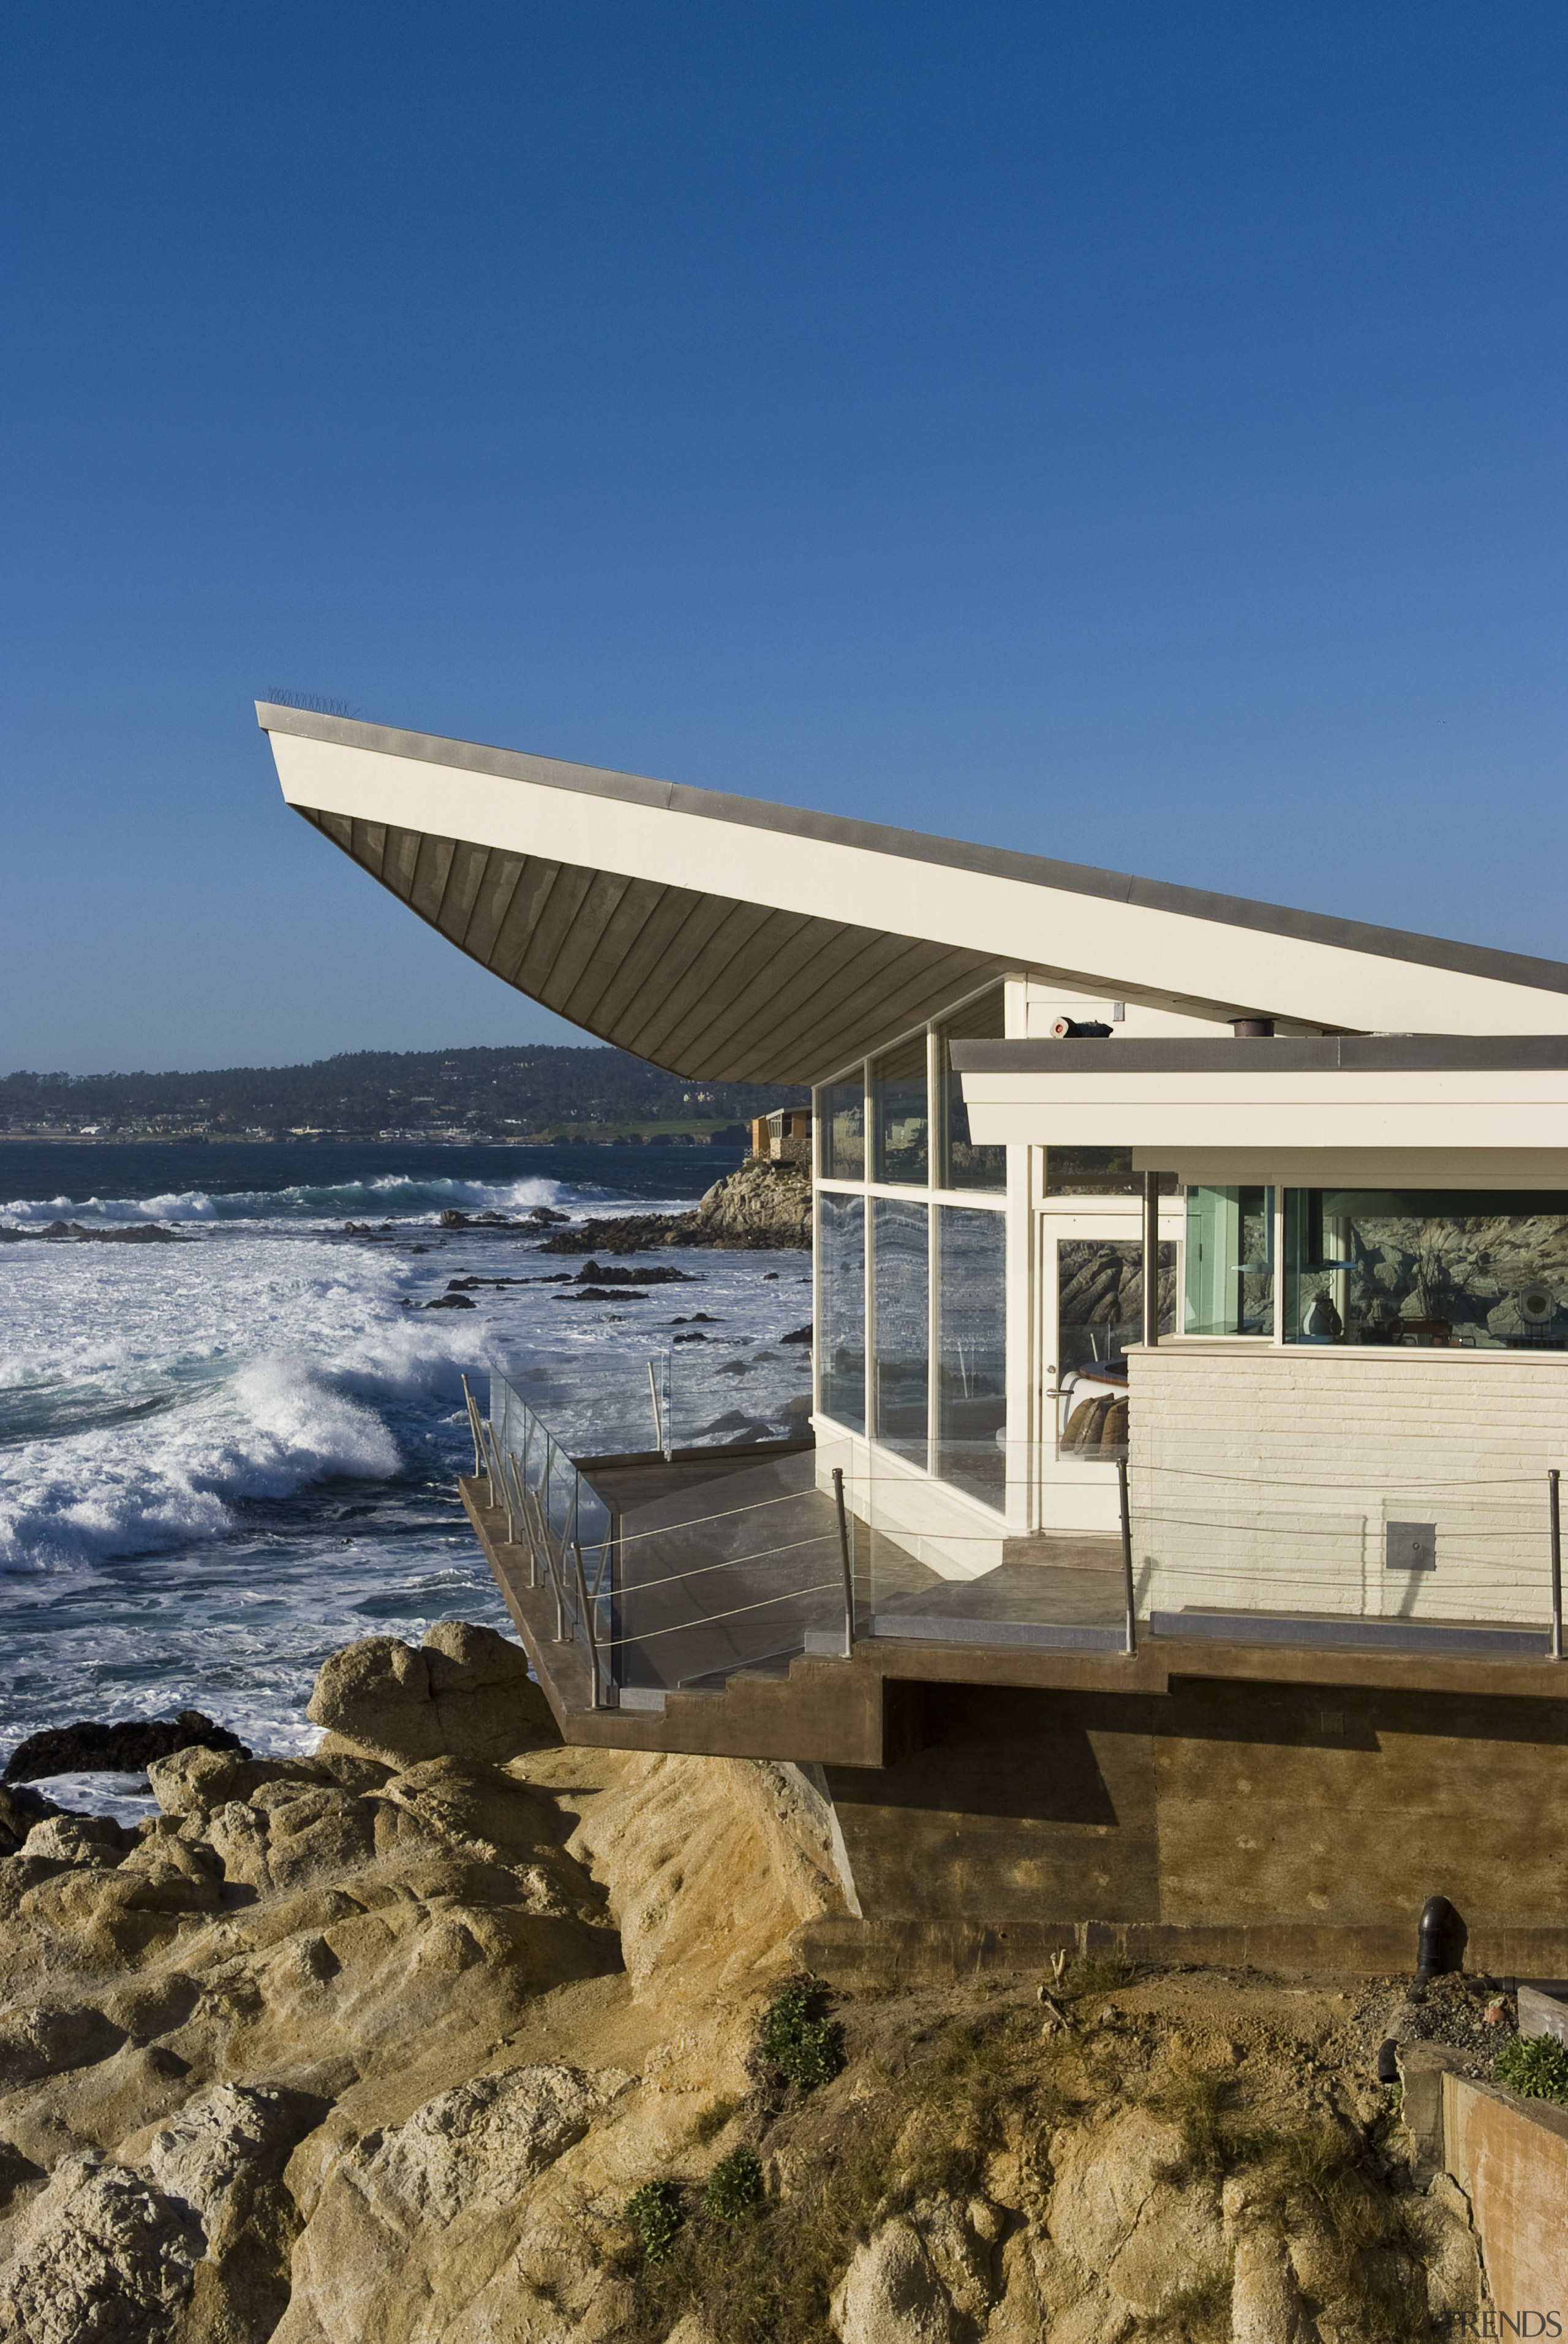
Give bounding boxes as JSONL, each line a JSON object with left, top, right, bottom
{"left": 0, "top": 1139, "right": 812, "bottom": 1818}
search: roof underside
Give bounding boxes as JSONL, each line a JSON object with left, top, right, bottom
{"left": 300, "top": 806, "right": 1008, "bottom": 1083}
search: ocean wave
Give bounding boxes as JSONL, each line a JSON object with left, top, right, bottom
{"left": 0, "top": 1353, "right": 411, "bottom": 1574}
{"left": 0, "top": 1173, "right": 579, "bottom": 1228}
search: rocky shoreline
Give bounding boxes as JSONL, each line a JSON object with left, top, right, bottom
{"left": 0, "top": 1621, "right": 1507, "bottom": 2341}
{"left": 532, "top": 1159, "right": 810, "bottom": 1255}
{"left": 0, "top": 1220, "right": 190, "bottom": 1244}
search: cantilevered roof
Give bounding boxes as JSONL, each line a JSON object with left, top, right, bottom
{"left": 258, "top": 703, "right": 1568, "bottom": 1083}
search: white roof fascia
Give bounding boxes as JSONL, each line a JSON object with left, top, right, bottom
{"left": 955, "top": 1053, "right": 1568, "bottom": 1153}
{"left": 260, "top": 706, "right": 1568, "bottom": 1039}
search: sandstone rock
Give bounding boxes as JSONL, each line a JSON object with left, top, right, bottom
{"left": 0, "top": 2002, "right": 126, "bottom": 2092}
{"left": 0, "top": 2149, "right": 203, "bottom": 2342}
{"left": 1404, "top": 2171, "right": 1484, "bottom": 2320}
{"left": 0, "top": 1786, "right": 74, "bottom": 1857}
{"left": 1223, "top": 2171, "right": 1313, "bottom": 2344}
{"left": 561, "top": 1750, "right": 842, "bottom": 2002}
{"left": 22, "top": 1813, "right": 134, "bottom": 1869}
{"left": 308, "top": 1624, "right": 557, "bottom": 1769}
{"left": 1047, "top": 2104, "right": 1226, "bottom": 2318}
{"left": 276, "top": 2066, "right": 626, "bottom": 2344}
{"left": 366, "top": 2063, "right": 622, "bottom": 2227}
{"left": 137, "top": 2081, "right": 317, "bottom": 2344}
{"left": 831, "top": 2218, "right": 956, "bottom": 2344}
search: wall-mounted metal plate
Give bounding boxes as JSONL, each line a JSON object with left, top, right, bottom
{"left": 1387, "top": 1521, "right": 1438, "bottom": 1571}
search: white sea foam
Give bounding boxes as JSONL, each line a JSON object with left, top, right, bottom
{"left": 0, "top": 1171, "right": 577, "bottom": 1227}
{"left": 0, "top": 1163, "right": 810, "bottom": 1766}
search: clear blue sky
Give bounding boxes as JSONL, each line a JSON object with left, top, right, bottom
{"left": 3, "top": 3, "right": 1564, "bottom": 1075}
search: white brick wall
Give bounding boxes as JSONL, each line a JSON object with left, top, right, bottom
{"left": 1128, "top": 1347, "right": 1568, "bottom": 1626}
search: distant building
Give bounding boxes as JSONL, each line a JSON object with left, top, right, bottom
{"left": 751, "top": 1108, "right": 811, "bottom": 1162}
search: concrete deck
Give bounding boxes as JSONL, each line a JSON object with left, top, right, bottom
{"left": 462, "top": 1463, "right": 1568, "bottom": 1770}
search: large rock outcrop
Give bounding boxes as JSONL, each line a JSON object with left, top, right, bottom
{"left": 535, "top": 1160, "right": 810, "bottom": 1255}
{"left": 306, "top": 1619, "right": 559, "bottom": 1768}
{"left": 0, "top": 1616, "right": 1490, "bottom": 2343}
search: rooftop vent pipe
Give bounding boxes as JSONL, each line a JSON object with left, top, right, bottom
{"left": 1232, "top": 1018, "right": 1275, "bottom": 1038}
{"left": 1050, "top": 1018, "right": 1113, "bottom": 1038}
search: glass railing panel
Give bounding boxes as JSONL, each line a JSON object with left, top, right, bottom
{"left": 606, "top": 1449, "right": 846, "bottom": 1695}
{"left": 821, "top": 1437, "right": 1129, "bottom": 1653}
{"left": 666, "top": 1328, "right": 814, "bottom": 1452}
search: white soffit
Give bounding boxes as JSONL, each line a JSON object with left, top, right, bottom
{"left": 258, "top": 705, "right": 1568, "bottom": 1083}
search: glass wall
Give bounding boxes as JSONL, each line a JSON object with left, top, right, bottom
{"left": 935, "top": 992, "right": 1007, "bottom": 1192}
{"left": 816, "top": 996, "right": 1010, "bottom": 1509}
{"left": 1046, "top": 1148, "right": 1177, "bottom": 1197}
{"left": 1185, "top": 1186, "right": 1275, "bottom": 1336}
{"left": 817, "top": 1192, "right": 866, "bottom": 1429}
{"left": 820, "top": 1076, "right": 865, "bottom": 1180}
{"left": 1058, "top": 1238, "right": 1177, "bottom": 1373}
{"left": 935, "top": 1206, "right": 1007, "bottom": 1503}
{"left": 872, "top": 1200, "right": 930, "bottom": 1458}
{"left": 871, "top": 1037, "right": 929, "bottom": 1185}
{"left": 1283, "top": 1191, "right": 1568, "bottom": 1348}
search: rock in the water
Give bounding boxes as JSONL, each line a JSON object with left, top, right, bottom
{"left": 4, "top": 1711, "right": 249, "bottom": 1785}
{"left": 535, "top": 1160, "right": 810, "bottom": 1254}
{"left": 27, "top": 1220, "right": 190, "bottom": 1244}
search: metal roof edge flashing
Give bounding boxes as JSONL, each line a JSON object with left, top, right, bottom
{"left": 950, "top": 1035, "right": 1568, "bottom": 1075}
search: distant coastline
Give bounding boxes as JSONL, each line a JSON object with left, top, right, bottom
{"left": 1, "top": 1038, "right": 805, "bottom": 1151}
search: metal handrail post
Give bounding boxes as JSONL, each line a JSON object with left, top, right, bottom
{"left": 485, "top": 1420, "right": 517, "bottom": 1544}
{"left": 646, "top": 1359, "right": 663, "bottom": 1457}
{"left": 478, "top": 1416, "right": 503, "bottom": 1527}
{"left": 542, "top": 1434, "right": 567, "bottom": 1639}
{"left": 521, "top": 1411, "right": 537, "bottom": 1586}
{"left": 1117, "top": 1454, "right": 1137, "bottom": 1657}
{"left": 523, "top": 1480, "right": 555, "bottom": 1606}
{"left": 832, "top": 1467, "right": 855, "bottom": 1655}
{"left": 459, "top": 1374, "right": 484, "bottom": 1476}
{"left": 572, "top": 1539, "right": 600, "bottom": 1707}
{"left": 1551, "top": 1469, "right": 1563, "bottom": 1661}
{"left": 502, "top": 1449, "right": 531, "bottom": 1561}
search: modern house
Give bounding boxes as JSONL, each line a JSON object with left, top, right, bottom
{"left": 260, "top": 700, "right": 1568, "bottom": 1972}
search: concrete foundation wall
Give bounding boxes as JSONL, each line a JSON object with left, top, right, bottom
{"left": 823, "top": 1676, "right": 1568, "bottom": 1951}
{"left": 1129, "top": 1347, "right": 1568, "bottom": 1627}
{"left": 1442, "top": 2071, "right": 1568, "bottom": 2317}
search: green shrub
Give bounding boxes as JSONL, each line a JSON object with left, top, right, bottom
{"left": 625, "top": 2181, "right": 684, "bottom": 2264}
{"left": 760, "top": 1983, "right": 843, "bottom": 2092}
{"left": 704, "top": 2148, "right": 764, "bottom": 2221}
{"left": 1495, "top": 2032, "right": 1568, "bottom": 2107}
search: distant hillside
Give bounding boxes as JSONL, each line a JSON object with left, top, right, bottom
{"left": 0, "top": 1046, "right": 807, "bottom": 1141}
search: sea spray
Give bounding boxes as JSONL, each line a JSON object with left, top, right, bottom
{"left": 0, "top": 1141, "right": 808, "bottom": 1789}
